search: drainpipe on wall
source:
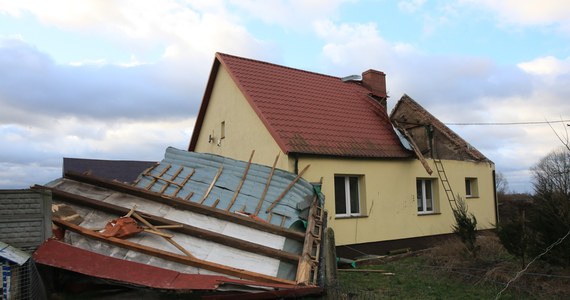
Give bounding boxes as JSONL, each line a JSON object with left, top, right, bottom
{"left": 293, "top": 153, "right": 299, "bottom": 175}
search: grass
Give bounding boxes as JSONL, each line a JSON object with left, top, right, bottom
{"left": 323, "top": 234, "right": 569, "bottom": 299}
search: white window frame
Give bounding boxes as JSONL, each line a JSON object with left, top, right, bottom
{"left": 417, "top": 179, "right": 434, "bottom": 214}
{"left": 465, "top": 177, "right": 478, "bottom": 198}
{"left": 334, "top": 175, "right": 361, "bottom": 217}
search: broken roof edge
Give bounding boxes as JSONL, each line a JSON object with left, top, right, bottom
{"left": 390, "top": 94, "right": 492, "bottom": 163}
{"left": 34, "top": 239, "right": 310, "bottom": 292}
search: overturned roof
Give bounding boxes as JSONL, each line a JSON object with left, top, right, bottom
{"left": 33, "top": 147, "right": 323, "bottom": 294}
{"left": 189, "top": 52, "right": 412, "bottom": 159}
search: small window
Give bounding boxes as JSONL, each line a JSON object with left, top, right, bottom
{"left": 465, "top": 178, "right": 478, "bottom": 197}
{"left": 417, "top": 179, "right": 434, "bottom": 213}
{"left": 335, "top": 175, "right": 361, "bottom": 217}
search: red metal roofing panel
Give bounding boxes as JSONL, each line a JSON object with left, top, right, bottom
{"left": 216, "top": 53, "right": 411, "bottom": 158}
{"left": 33, "top": 239, "right": 302, "bottom": 291}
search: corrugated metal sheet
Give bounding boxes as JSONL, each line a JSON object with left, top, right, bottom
{"left": 134, "top": 147, "right": 314, "bottom": 228}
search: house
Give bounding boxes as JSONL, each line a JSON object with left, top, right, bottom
{"left": 189, "top": 52, "right": 497, "bottom": 257}
{"left": 32, "top": 148, "right": 326, "bottom": 297}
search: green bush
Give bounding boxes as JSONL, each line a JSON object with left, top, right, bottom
{"left": 452, "top": 195, "right": 478, "bottom": 257}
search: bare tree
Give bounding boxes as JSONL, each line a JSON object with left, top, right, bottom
{"left": 495, "top": 171, "right": 509, "bottom": 197}
{"left": 532, "top": 148, "right": 570, "bottom": 195}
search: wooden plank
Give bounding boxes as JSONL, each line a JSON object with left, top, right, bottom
{"left": 393, "top": 120, "right": 433, "bottom": 175}
{"left": 226, "top": 150, "right": 255, "bottom": 212}
{"left": 52, "top": 218, "right": 296, "bottom": 285}
{"left": 170, "top": 169, "right": 195, "bottom": 198}
{"left": 255, "top": 153, "right": 279, "bottom": 216}
{"left": 212, "top": 199, "right": 220, "bottom": 208}
{"left": 184, "top": 192, "right": 194, "bottom": 201}
{"left": 145, "top": 164, "right": 171, "bottom": 190}
{"left": 159, "top": 166, "right": 185, "bottom": 193}
{"left": 133, "top": 163, "right": 158, "bottom": 185}
{"left": 199, "top": 166, "right": 223, "bottom": 204}
{"left": 295, "top": 196, "right": 318, "bottom": 285}
{"left": 59, "top": 173, "right": 305, "bottom": 241}
{"left": 132, "top": 211, "right": 194, "bottom": 257}
{"left": 266, "top": 164, "right": 310, "bottom": 213}
{"left": 35, "top": 185, "right": 302, "bottom": 262}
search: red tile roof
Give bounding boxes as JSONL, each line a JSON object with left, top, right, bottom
{"left": 190, "top": 53, "right": 411, "bottom": 158}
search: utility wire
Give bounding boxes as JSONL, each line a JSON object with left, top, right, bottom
{"left": 495, "top": 229, "right": 570, "bottom": 300}
{"left": 445, "top": 119, "right": 570, "bottom": 126}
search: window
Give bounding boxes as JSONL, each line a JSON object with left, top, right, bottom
{"left": 465, "top": 178, "right": 478, "bottom": 197}
{"left": 335, "top": 176, "right": 361, "bottom": 217}
{"left": 220, "top": 121, "right": 226, "bottom": 139}
{"left": 417, "top": 179, "right": 434, "bottom": 213}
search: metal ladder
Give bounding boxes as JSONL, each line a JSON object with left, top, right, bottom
{"left": 433, "top": 158, "right": 459, "bottom": 212}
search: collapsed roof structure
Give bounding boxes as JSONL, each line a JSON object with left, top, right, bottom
{"left": 32, "top": 147, "right": 326, "bottom": 297}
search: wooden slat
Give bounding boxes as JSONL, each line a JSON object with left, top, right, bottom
{"left": 255, "top": 153, "right": 279, "bottom": 216}
{"left": 159, "top": 166, "right": 185, "bottom": 193}
{"left": 393, "top": 120, "right": 433, "bottom": 175}
{"left": 295, "top": 196, "right": 318, "bottom": 285}
{"left": 35, "top": 185, "right": 302, "bottom": 263}
{"left": 61, "top": 173, "right": 305, "bottom": 241}
{"left": 52, "top": 218, "right": 295, "bottom": 285}
{"left": 133, "top": 163, "right": 159, "bottom": 185}
{"left": 199, "top": 166, "right": 224, "bottom": 204}
{"left": 145, "top": 164, "right": 171, "bottom": 190}
{"left": 266, "top": 164, "right": 310, "bottom": 213}
{"left": 170, "top": 169, "right": 195, "bottom": 198}
{"left": 132, "top": 211, "right": 194, "bottom": 257}
{"left": 226, "top": 150, "right": 255, "bottom": 212}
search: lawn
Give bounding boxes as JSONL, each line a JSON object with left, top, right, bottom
{"left": 322, "top": 235, "right": 569, "bottom": 299}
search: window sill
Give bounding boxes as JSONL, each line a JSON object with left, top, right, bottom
{"left": 335, "top": 215, "right": 368, "bottom": 220}
{"left": 417, "top": 212, "right": 441, "bottom": 216}
{"left": 466, "top": 196, "right": 479, "bottom": 199}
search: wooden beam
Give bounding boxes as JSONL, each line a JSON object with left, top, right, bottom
{"left": 159, "top": 166, "right": 185, "bottom": 193}
{"left": 170, "top": 169, "right": 195, "bottom": 198}
{"left": 145, "top": 164, "right": 171, "bottom": 190}
{"left": 266, "top": 164, "right": 310, "bottom": 213}
{"left": 34, "top": 185, "right": 301, "bottom": 263}
{"left": 226, "top": 150, "right": 255, "bottom": 212}
{"left": 62, "top": 172, "right": 305, "bottom": 241}
{"left": 255, "top": 153, "right": 279, "bottom": 216}
{"left": 52, "top": 218, "right": 295, "bottom": 285}
{"left": 295, "top": 196, "right": 318, "bottom": 285}
{"left": 199, "top": 166, "right": 223, "bottom": 204}
{"left": 393, "top": 120, "right": 433, "bottom": 175}
{"left": 132, "top": 211, "right": 194, "bottom": 258}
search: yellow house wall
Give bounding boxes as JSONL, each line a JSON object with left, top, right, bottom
{"left": 193, "top": 65, "right": 291, "bottom": 171}
{"left": 297, "top": 156, "right": 496, "bottom": 245}
{"left": 193, "top": 65, "right": 496, "bottom": 246}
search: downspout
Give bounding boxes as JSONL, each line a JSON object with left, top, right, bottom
{"left": 492, "top": 169, "right": 499, "bottom": 226}
{"left": 294, "top": 153, "right": 299, "bottom": 175}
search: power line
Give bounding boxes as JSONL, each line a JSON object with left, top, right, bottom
{"left": 445, "top": 120, "right": 570, "bottom": 126}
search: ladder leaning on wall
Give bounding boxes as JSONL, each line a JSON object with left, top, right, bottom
{"left": 433, "top": 158, "right": 459, "bottom": 212}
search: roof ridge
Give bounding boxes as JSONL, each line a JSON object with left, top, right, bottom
{"left": 216, "top": 52, "right": 347, "bottom": 81}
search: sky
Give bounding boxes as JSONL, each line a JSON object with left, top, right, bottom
{"left": 1, "top": 0, "right": 570, "bottom": 193}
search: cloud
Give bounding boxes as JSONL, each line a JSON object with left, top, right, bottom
{"left": 463, "top": 0, "right": 570, "bottom": 33}
{"left": 227, "top": 0, "right": 352, "bottom": 28}
{"left": 0, "top": 117, "right": 195, "bottom": 189}
{"left": 518, "top": 56, "right": 570, "bottom": 76}
{"left": 314, "top": 19, "right": 569, "bottom": 192}
{"left": 398, "top": 0, "right": 427, "bottom": 13}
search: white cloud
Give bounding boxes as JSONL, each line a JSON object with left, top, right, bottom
{"left": 228, "top": 0, "right": 352, "bottom": 28}
{"left": 398, "top": 0, "right": 427, "bottom": 13}
{"left": 314, "top": 19, "right": 570, "bottom": 192}
{"left": 463, "top": 0, "right": 570, "bottom": 32}
{"left": 518, "top": 56, "right": 570, "bottom": 76}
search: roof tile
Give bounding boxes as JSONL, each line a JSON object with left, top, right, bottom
{"left": 216, "top": 53, "right": 412, "bottom": 158}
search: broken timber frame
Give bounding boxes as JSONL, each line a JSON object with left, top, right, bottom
{"left": 393, "top": 120, "right": 433, "bottom": 175}
{"left": 33, "top": 185, "right": 301, "bottom": 263}
{"left": 52, "top": 217, "right": 295, "bottom": 285}
{"left": 62, "top": 172, "right": 305, "bottom": 241}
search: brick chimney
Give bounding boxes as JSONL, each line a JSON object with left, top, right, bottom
{"left": 361, "top": 69, "right": 387, "bottom": 99}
